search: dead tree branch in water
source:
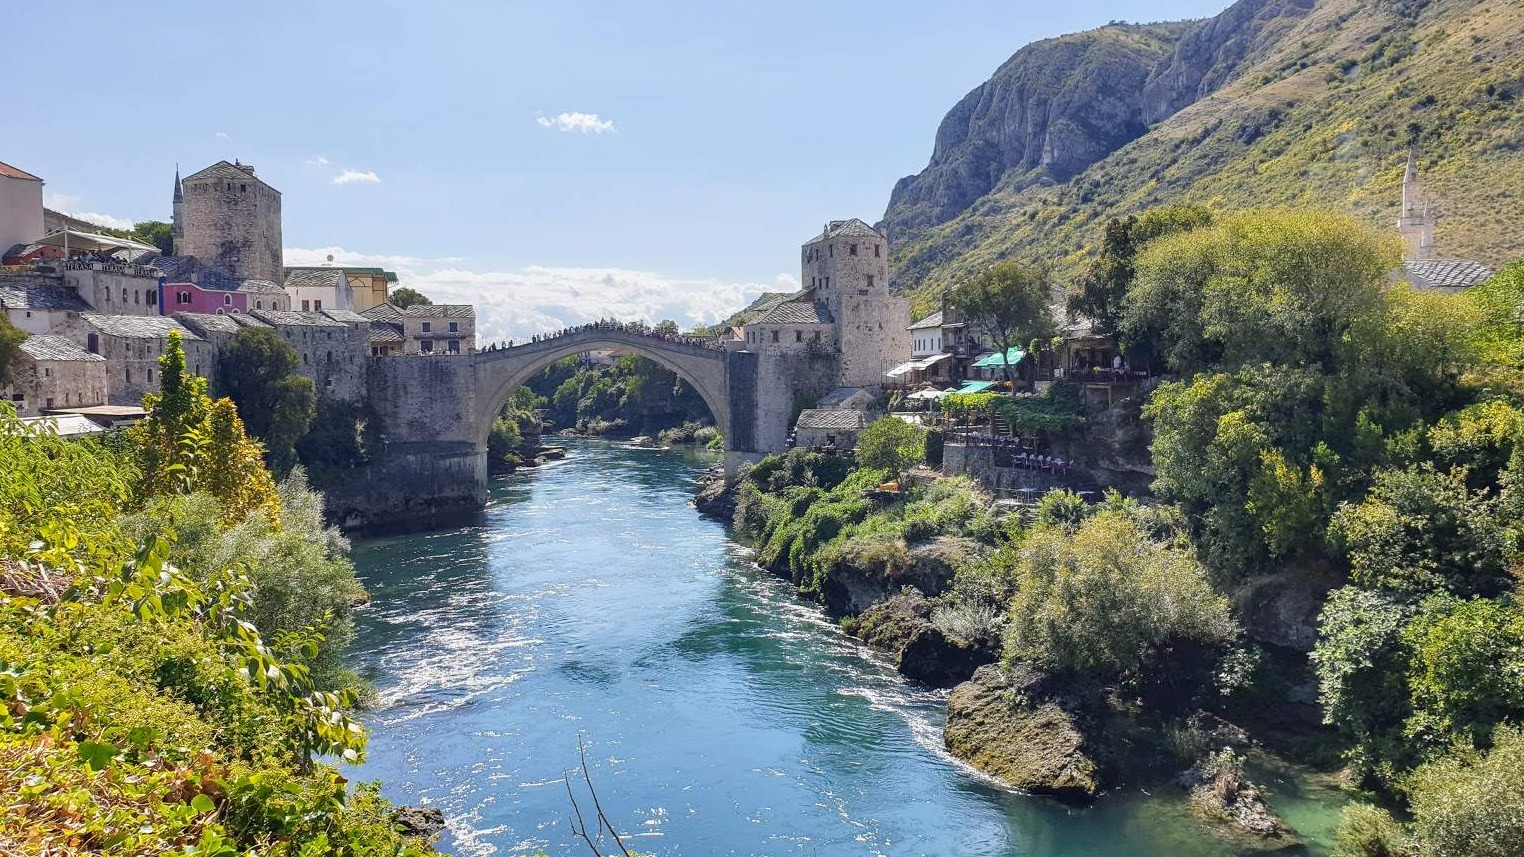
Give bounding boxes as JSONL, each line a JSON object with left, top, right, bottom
{"left": 564, "top": 734, "right": 634, "bottom": 857}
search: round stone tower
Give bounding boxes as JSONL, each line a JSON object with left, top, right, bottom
{"left": 174, "top": 160, "right": 283, "bottom": 283}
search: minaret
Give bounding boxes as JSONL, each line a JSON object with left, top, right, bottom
{"left": 171, "top": 165, "right": 184, "bottom": 254}
{"left": 1398, "top": 151, "right": 1436, "bottom": 260}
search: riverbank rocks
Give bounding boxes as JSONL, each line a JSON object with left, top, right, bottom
{"left": 393, "top": 805, "right": 446, "bottom": 839}
{"left": 1178, "top": 753, "right": 1297, "bottom": 846}
{"left": 818, "top": 535, "right": 982, "bottom": 615}
{"left": 944, "top": 664, "right": 1100, "bottom": 800}
{"left": 693, "top": 464, "right": 737, "bottom": 520}
{"left": 852, "top": 593, "right": 993, "bottom": 687}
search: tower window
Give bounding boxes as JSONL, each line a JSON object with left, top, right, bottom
{"left": 867, "top": 274, "right": 875, "bottom": 288}
{"left": 771, "top": 330, "right": 779, "bottom": 343}
{"left": 795, "top": 330, "right": 802, "bottom": 342}
{"left": 240, "top": 184, "right": 247, "bottom": 192}
{"left": 849, "top": 244, "right": 858, "bottom": 256}
{"left": 829, "top": 244, "right": 833, "bottom": 257}
{"left": 874, "top": 244, "right": 881, "bottom": 258}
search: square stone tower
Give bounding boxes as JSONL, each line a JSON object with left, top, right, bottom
{"left": 173, "top": 160, "right": 283, "bottom": 284}
{"left": 801, "top": 219, "right": 909, "bottom": 388}
{"left": 1398, "top": 152, "right": 1436, "bottom": 261}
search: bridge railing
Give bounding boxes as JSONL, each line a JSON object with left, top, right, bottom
{"left": 477, "top": 321, "right": 729, "bottom": 354}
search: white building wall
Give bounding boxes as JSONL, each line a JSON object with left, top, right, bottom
{"left": 0, "top": 174, "right": 44, "bottom": 253}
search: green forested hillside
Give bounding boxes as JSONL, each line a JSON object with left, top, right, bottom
{"left": 885, "top": 0, "right": 1524, "bottom": 308}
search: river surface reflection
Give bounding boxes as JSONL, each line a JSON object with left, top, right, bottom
{"left": 348, "top": 440, "right": 1339, "bottom": 856}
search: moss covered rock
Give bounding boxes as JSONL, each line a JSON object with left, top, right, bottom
{"left": 944, "top": 664, "right": 1100, "bottom": 800}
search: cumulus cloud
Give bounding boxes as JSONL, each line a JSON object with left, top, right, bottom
{"left": 535, "top": 112, "right": 616, "bottom": 134}
{"left": 306, "top": 155, "right": 331, "bottom": 167}
{"left": 43, "top": 192, "right": 137, "bottom": 231}
{"left": 215, "top": 131, "right": 230, "bottom": 139}
{"left": 285, "top": 245, "right": 776, "bottom": 344}
{"left": 332, "top": 169, "right": 381, "bottom": 185}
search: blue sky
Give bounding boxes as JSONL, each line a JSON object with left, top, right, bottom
{"left": 4, "top": 0, "right": 1230, "bottom": 339}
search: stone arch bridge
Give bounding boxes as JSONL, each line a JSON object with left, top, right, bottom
{"left": 330, "top": 326, "right": 777, "bottom": 528}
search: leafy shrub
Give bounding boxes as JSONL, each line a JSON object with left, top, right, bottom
{"left": 1405, "top": 728, "right": 1524, "bottom": 857}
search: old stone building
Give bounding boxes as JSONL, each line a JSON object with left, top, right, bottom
{"left": 249, "top": 309, "right": 370, "bottom": 401}
{"left": 59, "top": 260, "right": 163, "bottom": 317}
{"left": 284, "top": 267, "right": 353, "bottom": 312}
{"left": 173, "top": 161, "right": 283, "bottom": 284}
{"left": 237, "top": 279, "right": 290, "bottom": 312}
{"left": 361, "top": 302, "right": 476, "bottom": 355}
{"left": 1, "top": 335, "right": 107, "bottom": 416}
{"left": 0, "top": 274, "right": 91, "bottom": 334}
{"left": 56, "top": 313, "right": 210, "bottom": 406}
{"left": 800, "top": 219, "right": 910, "bottom": 387}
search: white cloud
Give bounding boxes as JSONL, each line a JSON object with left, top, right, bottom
{"left": 306, "top": 155, "right": 331, "bottom": 167}
{"left": 285, "top": 245, "right": 773, "bottom": 344}
{"left": 536, "top": 111, "right": 616, "bottom": 134}
{"left": 332, "top": 169, "right": 381, "bottom": 185}
{"left": 215, "top": 131, "right": 230, "bottom": 139}
{"left": 43, "top": 192, "right": 137, "bottom": 231}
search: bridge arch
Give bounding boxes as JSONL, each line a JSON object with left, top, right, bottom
{"left": 471, "top": 329, "right": 731, "bottom": 449}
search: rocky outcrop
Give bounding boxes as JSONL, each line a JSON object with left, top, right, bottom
{"left": 851, "top": 593, "right": 994, "bottom": 687}
{"left": 1178, "top": 754, "right": 1297, "bottom": 844}
{"left": 943, "top": 664, "right": 1100, "bottom": 800}
{"left": 1233, "top": 561, "right": 1344, "bottom": 652}
{"left": 393, "top": 805, "right": 446, "bottom": 839}
{"left": 818, "top": 535, "right": 982, "bottom": 615}
{"left": 693, "top": 464, "right": 737, "bottom": 520}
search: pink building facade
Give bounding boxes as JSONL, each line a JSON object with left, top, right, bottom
{"left": 159, "top": 281, "right": 247, "bottom": 316}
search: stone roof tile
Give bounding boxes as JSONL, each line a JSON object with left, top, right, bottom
{"left": 795, "top": 409, "right": 868, "bottom": 430}
{"left": 252, "top": 309, "right": 345, "bottom": 328}
{"left": 756, "top": 299, "right": 833, "bottom": 325}
{"left": 19, "top": 334, "right": 104, "bottom": 362}
{"left": 237, "top": 278, "right": 285, "bottom": 294}
{"left": 805, "top": 218, "right": 885, "bottom": 244}
{"left": 1403, "top": 259, "right": 1494, "bottom": 289}
{"left": 0, "top": 279, "right": 91, "bottom": 312}
{"left": 79, "top": 313, "right": 204, "bottom": 341}
{"left": 282, "top": 268, "right": 345, "bottom": 290}
{"left": 369, "top": 321, "right": 404, "bottom": 343}
{"left": 908, "top": 310, "right": 943, "bottom": 331}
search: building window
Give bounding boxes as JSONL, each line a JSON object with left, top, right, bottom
{"left": 422, "top": 322, "right": 432, "bottom": 333}
{"left": 867, "top": 274, "right": 875, "bottom": 288}
{"left": 45, "top": 397, "right": 54, "bottom": 409}
{"left": 795, "top": 330, "right": 802, "bottom": 342}
{"left": 148, "top": 290, "right": 156, "bottom": 306}
{"left": 771, "top": 330, "right": 779, "bottom": 343}
{"left": 421, "top": 340, "right": 434, "bottom": 353}
{"left": 874, "top": 244, "right": 881, "bottom": 257}
{"left": 829, "top": 244, "right": 833, "bottom": 257}
{"left": 256, "top": 300, "right": 263, "bottom": 309}
{"left": 824, "top": 277, "right": 829, "bottom": 289}
{"left": 122, "top": 289, "right": 128, "bottom": 303}
{"left": 87, "top": 333, "right": 98, "bottom": 353}
{"left": 224, "top": 294, "right": 232, "bottom": 306}
{"left": 148, "top": 368, "right": 153, "bottom": 382}
{"left": 326, "top": 350, "right": 333, "bottom": 363}
{"left": 302, "top": 300, "right": 310, "bottom": 311}
{"left": 448, "top": 340, "right": 461, "bottom": 354}
{"left": 850, "top": 244, "right": 858, "bottom": 256}
{"left": 125, "top": 368, "right": 131, "bottom": 383}
{"left": 813, "top": 331, "right": 821, "bottom": 341}
{"left": 448, "top": 321, "right": 458, "bottom": 333}
{"left": 43, "top": 367, "right": 51, "bottom": 378}
{"left": 178, "top": 291, "right": 191, "bottom": 305}
{"left": 240, "top": 184, "right": 247, "bottom": 192}
{"left": 314, "top": 299, "right": 322, "bottom": 310}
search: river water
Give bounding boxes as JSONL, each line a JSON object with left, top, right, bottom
{"left": 348, "top": 440, "right": 1343, "bottom": 857}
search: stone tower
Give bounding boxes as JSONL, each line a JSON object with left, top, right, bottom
{"left": 1398, "top": 151, "right": 1436, "bottom": 261}
{"left": 174, "top": 160, "right": 283, "bottom": 283}
{"left": 801, "top": 219, "right": 910, "bottom": 388}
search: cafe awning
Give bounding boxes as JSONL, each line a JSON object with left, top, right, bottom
{"left": 955, "top": 380, "right": 996, "bottom": 393}
{"left": 884, "top": 361, "right": 916, "bottom": 378}
{"left": 972, "top": 347, "right": 1025, "bottom": 368}
{"left": 35, "top": 228, "right": 159, "bottom": 255}
{"left": 905, "top": 388, "right": 946, "bottom": 401}
{"left": 912, "top": 352, "right": 952, "bottom": 369}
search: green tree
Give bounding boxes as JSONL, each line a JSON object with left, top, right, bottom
{"left": 1124, "top": 209, "right": 1401, "bottom": 373}
{"left": 1003, "top": 510, "right": 1239, "bottom": 678}
{"left": 948, "top": 261, "right": 1054, "bottom": 385}
{"left": 219, "top": 327, "right": 316, "bottom": 476}
{"left": 1070, "top": 205, "right": 1212, "bottom": 335}
{"left": 131, "top": 220, "right": 174, "bottom": 256}
{"left": 1403, "top": 597, "right": 1524, "bottom": 751}
{"left": 388, "top": 286, "right": 432, "bottom": 308}
{"left": 1405, "top": 727, "right": 1524, "bottom": 857}
{"left": 1312, "top": 586, "right": 1419, "bottom": 777}
{"left": 653, "top": 319, "right": 680, "bottom": 337}
{"left": 855, "top": 417, "right": 925, "bottom": 481}
{"left": 1330, "top": 465, "right": 1515, "bottom": 598}
{"left": 0, "top": 314, "right": 25, "bottom": 388}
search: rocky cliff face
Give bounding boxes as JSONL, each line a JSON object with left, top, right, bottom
{"left": 882, "top": 0, "right": 1524, "bottom": 301}
{"left": 885, "top": 23, "right": 1191, "bottom": 235}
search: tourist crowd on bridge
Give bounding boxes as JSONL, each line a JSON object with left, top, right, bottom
{"left": 479, "top": 318, "right": 725, "bottom": 352}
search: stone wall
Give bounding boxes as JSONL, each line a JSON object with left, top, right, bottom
{"left": 750, "top": 349, "right": 841, "bottom": 452}
{"left": 54, "top": 319, "right": 214, "bottom": 407}
{"left": 2, "top": 356, "right": 107, "bottom": 415}
{"left": 178, "top": 172, "right": 283, "bottom": 284}
{"left": 322, "top": 354, "right": 485, "bottom": 529}
{"left": 62, "top": 266, "right": 163, "bottom": 316}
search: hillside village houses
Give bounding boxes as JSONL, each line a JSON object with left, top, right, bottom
{"left": 0, "top": 156, "right": 474, "bottom": 419}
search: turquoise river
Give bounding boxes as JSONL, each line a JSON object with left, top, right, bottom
{"left": 348, "top": 440, "right": 1345, "bottom": 857}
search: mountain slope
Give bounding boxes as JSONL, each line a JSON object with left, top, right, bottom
{"left": 883, "top": 0, "right": 1524, "bottom": 305}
